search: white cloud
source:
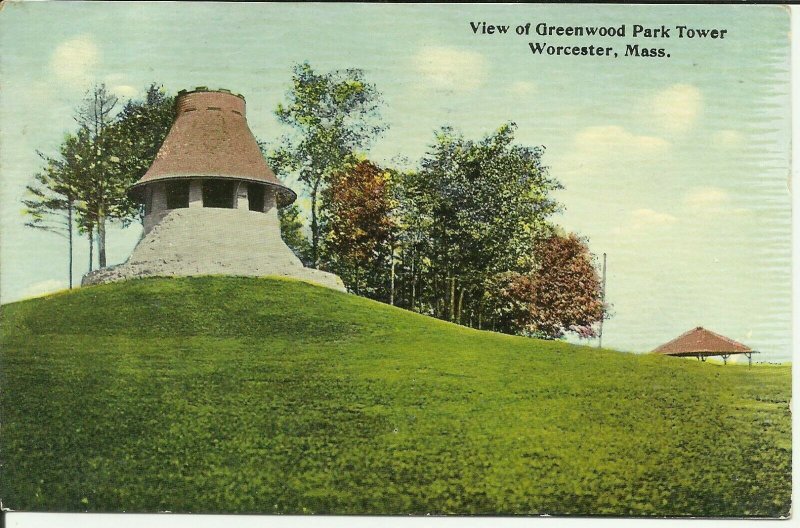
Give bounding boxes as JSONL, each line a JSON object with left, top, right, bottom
{"left": 111, "top": 85, "right": 138, "bottom": 98}
{"left": 509, "top": 81, "right": 536, "bottom": 97}
{"left": 683, "top": 186, "right": 751, "bottom": 217}
{"left": 20, "top": 279, "right": 67, "bottom": 300}
{"left": 684, "top": 186, "right": 730, "bottom": 209}
{"left": 50, "top": 36, "right": 100, "bottom": 88}
{"left": 630, "top": 208, "right": 678, "bottom": 227}
{"left": 712, "top": 129, "right": 744, "bottom": 147}
{"left": 552, "top": 125, "right": 670, "bottom": 184}
{"left": 650, "top": 84, "right": 702, "bottom": 134}
{"left": 103, "top": 73, "right": 138, "bottom": 99}
{"left": 573, "top": 125, "right": 670, "bottom": 153}
{"left": 413, "top": 46, "right": 487, "bottom": 91}
{"left": 613, "top": 208, "right": 677, "bottom": 235}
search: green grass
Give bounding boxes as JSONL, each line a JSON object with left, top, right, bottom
{"left": 0, "top": 276, "right": 791, "bottom": 516}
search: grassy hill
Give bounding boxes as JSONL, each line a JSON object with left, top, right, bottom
{"left": 0, "top": 277, "right": 791, "bottom": 516}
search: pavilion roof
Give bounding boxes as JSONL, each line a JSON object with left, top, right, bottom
{"left": 652, "top": 326, "right": 753, "bottom": 356}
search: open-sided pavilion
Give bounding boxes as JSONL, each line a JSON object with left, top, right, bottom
{"left": 652, "top": 326, "right": 758, "bottom": 366}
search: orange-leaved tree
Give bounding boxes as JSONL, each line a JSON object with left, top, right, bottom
{"left": 484, "top": 232, "right": 606, "bottom": 339}
{"left": 321, "top": 159, "right": 398, "bottom": 300}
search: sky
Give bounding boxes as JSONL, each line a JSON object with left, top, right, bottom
{"left": 0, "top": 2, "right": 792, "bottom": 362}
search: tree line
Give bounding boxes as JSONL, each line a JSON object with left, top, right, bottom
{"left": 24, "top": 84, "right": 175, "bottom": 286}
{"left": 25, "top": 63, "right": 607, "bottom": 340}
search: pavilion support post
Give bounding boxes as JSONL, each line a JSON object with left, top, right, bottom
{"left": 746, "top": 352, "right": 752, "bottom": 368}
{"left": 722, "top": 354, "right": 729, "bottom": 365}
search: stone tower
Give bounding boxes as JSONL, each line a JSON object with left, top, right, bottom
{"left": 82, "top": 88, "right": 344, "bottom": 291}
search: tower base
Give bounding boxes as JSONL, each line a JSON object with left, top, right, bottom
{"left": 82, "top": 208, "right": 345, "bottom": 292}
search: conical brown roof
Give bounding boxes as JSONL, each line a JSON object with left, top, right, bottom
{"left": 652, "top": 326, "right": 752, "bottom": 356}
{"left": 129, "top": 88, "right": 296, "bottom": 205}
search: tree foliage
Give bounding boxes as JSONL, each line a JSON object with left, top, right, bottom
{"left": 104, "top": 84, "right": 176, "bottom": 222}
{"left": 273, "top": 63, "right": 386, "bottom": 266}
{"left": 392, "top": 123, "right": 563, "bottom": 326}
{"left": 278, "top": 204, "right": 313, "bottom": 266}
{"left": 321, "top": 160, "right": 398, "bottom": 298}
{"left": 23, "top": 83, "right": 175, "bottom": 277}
{"left": 528, "top": 233, "right": 606, "bottom": 339}
{"left": 22, "top": 148, "right": 81, "bottom": 287}
{"left": 482, "top": 233, "right": 606, "bottom": 339}
{"left": 24, "top": 72, "right": 608, "bottom": 342}
{"left": 72, "top": 84, "right": 121, "bottom": 268}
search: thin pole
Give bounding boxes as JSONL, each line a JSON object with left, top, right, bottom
{"left": 598, "top": 252, "right": 607, "bottom": 348}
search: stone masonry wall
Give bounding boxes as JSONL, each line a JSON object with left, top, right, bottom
{"left": 83, "top": 207, "right": 345, "bottom": 291}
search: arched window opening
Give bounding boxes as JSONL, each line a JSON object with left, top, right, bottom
{"left": 203, "top": 180, "right": 235, "bottom": 209}
{"left": 248, "top": 184, "right": 266, "bottom": 212}
{"left": 165, "top": 181, "right": 190, "bottom": 209}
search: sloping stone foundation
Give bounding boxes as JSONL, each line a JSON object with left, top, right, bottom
{"left": 82, "top": 208, "right": 345, "bottom": 292}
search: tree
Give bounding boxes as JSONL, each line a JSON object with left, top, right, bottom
{"left": 278, "top": 204, "right": 313, "bottom": 265}
{"left": 273, "top": 62, "right": 386, "bottom": 267}
{"left": 74, "top": 84, "right": 120, "bottom": 268}
{"left": 24, "top": 126, "right": 108, "bottom": 277}
{"left": 483, "top": 233, "right": 606, "bottom": 339}
{"left": 321, "top": 160, "right": 397, "bottom": 299}
{"left": 24, "top": 83, "right": 175, "bottom": 276}
{"left": 528, "top": 233, "right": 606, "bottom": 339}
{"left": 481, "top": 271, "right": 537, "bottom": 334}
{"left": 389, "top": 167, "right": 430, "bottom": 312}
{"left": 403, "top": 123, "right": 562, "bottom": 325}
{"left": 22, "top": 149, "right": 80, "bottom": 288}
{"left": 104, "top": 84, "right": 175, "bottom": 222}
{"left": 81, "top": 83, "right": 175, "bottom": 269}
{"left": 70, "top": 83, "right": 174, "bottom": 269}
{"left": 63, "top": 126, "right": 99, "bottom": 271}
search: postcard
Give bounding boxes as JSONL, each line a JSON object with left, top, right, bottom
{"left": 0, "top": 1, "right": 792, "bottom": 519}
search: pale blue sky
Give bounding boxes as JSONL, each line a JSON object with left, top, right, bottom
{"left": 0, "top": 3, "right": 791, "bottom": 361}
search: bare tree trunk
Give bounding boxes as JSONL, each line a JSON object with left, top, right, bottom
{"left": 411, "top": 276, "right": 416, "bottom": 312}
{"left": 449, "top": 276, "right": 456, "bottom": 321}
{"left": 310, "top": 177, "right": 321, "bottom": 268}
{"left": 97, "top": 205, "right": 107, "bottom": 268}
{"left": 389, "top": 246, "right": 396, "bottom": 306}
{"left": 410, "top": 253, "right": 416, "bottom": 311}
{"left": 67, "top": 202, "right": 73, "bottom": 289}
{"left": 437, "top": 275, "right": 444, "bottom": 318}
{"left": 457, "top": 288, "right": 465, "bottom": 324}
{"left": 398, "top": 246, "right": 406, "bottom": 308}
{"left": 88, "top": 226, "right": 94, "bottom": 272}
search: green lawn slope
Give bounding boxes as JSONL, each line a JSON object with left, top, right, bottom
{"left": 0, "top": 277, "right": 791, "bottom": 516}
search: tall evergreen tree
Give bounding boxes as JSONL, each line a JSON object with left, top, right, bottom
{"left": 22, "top": 149, "right": 79, "bottom": 288}
{"left": 74, "top": 84, "right": 119, "bottom": 268}
{"left": 105, "top": 83, "right": 176, "bottom": 222}
{"left": 24, "top": 83, "right": 175, "bottom": 276}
